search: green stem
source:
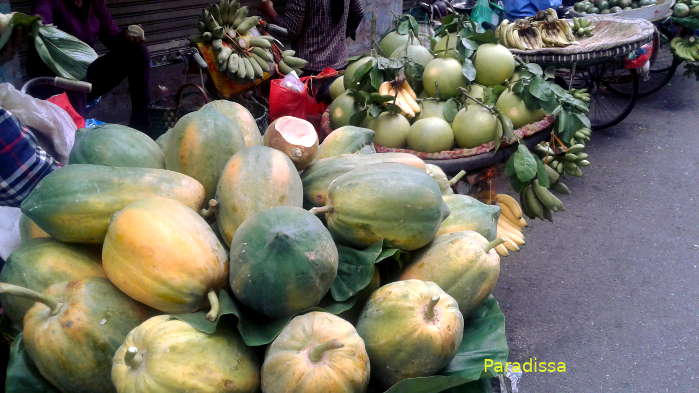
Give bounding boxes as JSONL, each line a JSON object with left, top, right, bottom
{"left": 458, "top": 88, "right": 496, "bottom": 114}
{"left": 308, "top": 339, "right": 344, "bottom": 362}
{"left": 308, "top": 205, "right": 333, "bottom": 215}
{"left": 0, "top": 282, "right": 62, "bottom": 315}
{"left": 424, "top": 296, "right": 440, "bottom": 321}
{"left": 205, "top": 290, "right": 220, "bottom": 322}
{"left": 124, "top": 346, "right": 144, "bottom": 369}
{"left": 448, "top": 170, "right": 466, "bottom": 186}
{"left": 486, "top": 238, "right": 506, "bottom": 252}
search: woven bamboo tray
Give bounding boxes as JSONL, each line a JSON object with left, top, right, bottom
{"left": 511, "top": 16, "right": 656, "bottom": 66}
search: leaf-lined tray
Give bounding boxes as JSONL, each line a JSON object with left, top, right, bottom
{"left": 509, "top": 15, "right": 655, "bottom": 56}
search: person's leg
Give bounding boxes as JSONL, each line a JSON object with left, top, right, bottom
{"left": 85, "top": 39, "right": 151, "bottom": 129}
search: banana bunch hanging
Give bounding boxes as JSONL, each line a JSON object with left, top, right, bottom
{"left": 194, "top": 0, "right": 308, "bottom": 81}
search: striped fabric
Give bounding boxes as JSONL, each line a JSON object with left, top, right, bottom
{"left": 0, "top": 108, "right": 59, "bottom": 207}
{"left": 274, "top": 0, "right": 364, "bottom": 72}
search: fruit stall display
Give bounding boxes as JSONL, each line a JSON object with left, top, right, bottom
{"left": 326, "top": 13, "right": 593, "bottom": 224}
{"left": 572, "top": 0, "right": 660, "bottom": 15}
{"left": 2, "top": 101, "right": 521, "bottom": 392}
{"left": 191, "top": 0, "right": 308, "bottom": 97}
{"left": 671, "top": 0, "right": 699, "bottom": 79}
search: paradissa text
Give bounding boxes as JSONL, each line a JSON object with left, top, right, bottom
{"left": 484, "top": 358, "right": 567, "bottom": 373}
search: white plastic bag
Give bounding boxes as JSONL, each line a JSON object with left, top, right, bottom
{"left": 0, "top": 82, "right": 76, "bottom": 163}
{"left": 0, "top": 206, "right": 21, "bottom": 260}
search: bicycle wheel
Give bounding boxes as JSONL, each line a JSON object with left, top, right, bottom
{"left": 557, "top": 62, "right": 639, "bottom": 130}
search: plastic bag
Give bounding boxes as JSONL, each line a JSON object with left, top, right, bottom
{"left": 269, "top": 68, "right": 337, "bottom": 130}
{"left": 0, "top": 82, "right": 77, "bottom": 163}
{"left": 0, "top": 206, "right": 21, "bottom": 261}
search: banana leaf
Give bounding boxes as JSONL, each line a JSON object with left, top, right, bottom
{"left": 672, "top": 16, "right": 699, "bottom": 30}
{"left": 32, "top": 24, "right": 97, "bottom": 80}
{"left": 5, "top": 333, "right": 60, "bottom": 393}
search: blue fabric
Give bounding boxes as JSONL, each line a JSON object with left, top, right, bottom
{"left": 0, "top": 108, "right": 59, "bottom": 207}
{"left": 503, "top": 0, "right": 562, "bottom": 20}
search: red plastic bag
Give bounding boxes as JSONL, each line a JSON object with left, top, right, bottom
{"left": 269, "top": 68, "right": 338, "bottom": 131}
{"left": 47, "top": 92, "right": 86, "bottom": 129}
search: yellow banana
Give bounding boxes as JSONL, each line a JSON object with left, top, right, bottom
{"left": 402, "top": 81, "right": 417, "bottom": 100}
{"left": 503, "top": 239, "right": 520, "bottom": 252}
{"left": 378, "top": 81, "right": 391, "bottom": 96}
{"left": 496, "top": 194, "right": 524, "bottom": 218}
{"left": 497, "top": 202, "right": 520, "bottom": 224}
{"left": 495, "top": 243, "right": 510, "bottom": 257}
{"left": 498, "top": 220, "right": 525, "bottom": 243}
{"left": 399, "top": 87, "right": 421, "bottom": 114}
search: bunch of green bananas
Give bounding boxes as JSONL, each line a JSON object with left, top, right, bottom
{"left": 195, "top": 0, "right": 308, "bottom": 81}
{"left": 570, "top": 88, "right": 591, "bottom": 103}
{"left": 521, "top": 180, "right": 565, "bottom": 221}
{"left": 670, "top": 36, "right": 699, "bottom": 62}
{"left": 536, "top": 130, "right": 592, "bottom": 179}
{"left": 572, "top": 18, "right": 594, "bottom": 38}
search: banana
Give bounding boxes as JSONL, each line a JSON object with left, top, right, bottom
{"left": 282, "top": 49, "right": 296, "bottom": 57}
{"left": 248, "top": 55, "right": 263, "bottom": 77}
{"left": 497, "top": 202, "right": 521, "bottom": 226}
{"left": 282, "top": 55, "right": 308, "bottom": 68}
{"left": 552, "top": 182, "right": 571, "bottom": 195}
{"left": 495, "top": 243, "right": 510, "bottom": 257}
{"left": 399, "top": 87, "right": 420, "bottom": 114}
{"left": 498, "top": 218, "right": 525, "bottom": 241}
{"left": 231, "top": 6, "right": 249, "bottom": 27}
{"left": 402, "top": 81, "right": 417, "bottom": 100}
{"left": 278, "top": 60, "right": 294, "bottom": 75}
{"left": 523, "top": 185, "right": 544, "bottom": 219}
{"left": 217, "top": 47, "right": 232, "bottom": 71}
{"left": 227, "top": 53, "right": 240, "bottom": 75}
{"left": 503, "top": 239, "right": 520, "bottom": 252}
{"left": 243, "top": 57, "right": 255, "bottom": 79}
{"left": 251, "top": 53, "right": 271, "bottom": 73}
{"left": 495, "top": 194, "right": 524, "bottom": 219}
{"left": 378, "top": 81, "right": 391, "bottom": 96}
{"left": 226, "top": 0, "right": 240, "bottom": 25}
{"left": 237, "top": 16, "right": 260, "bottom": 35}
{"left": 236, "top": 56, "right": 248, "bottom": 79}
{"left": 532, "top": 181, "right": 564, "bottom": 211}
{"left": 251, "top": 47, "right": 273, "bottom": 62}
{"left": 249, "top": 37, "right": 272, "bottom": 49}
{"left": 558, "top": 20, "right": 576, "bottom": 42}
{"left": 211, "top": 4, "right": 222, "bottom": 26}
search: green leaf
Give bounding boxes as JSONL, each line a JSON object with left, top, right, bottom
{"left": 504, "top": 154, "right": 516, "bottom": 177}
{"left": 544, "top": 65, "right": 556, "bottom": 80}
{"left": 467, "top": 30, "right": 497, "bottom": 44}
{"left": 536, "top": 158, "right": 550, "bottom": 188}
{"left": 525, "top": 63, "right": 543, "bottom": 76}
{"left": 408, "top": 15, "right": 420, "bottom": 35}
{"left": 347, "top": 54, "right": 363, "bottom": 62}
{"left": 368, "top": 104, "right": 383, "bottom": 118}
{"left": 443, "top": 99, "right": 459, "bottom": 123}
{"left": 382, "top": 296, "right": 509, "bottom": 393}
{"left": 404, "top": 61, "right": 424, "bottom": 86}
{"left": 331, "top": 241, "right": 383, "bottom": 302}
{"left": 461, "top": 58, "right": 477, "bottom": 82}
{"left": 173, "top": 290, "right": 356, "bottom": 346}
{"left": 353, "top": 59, "right": 375, "bottom": 86}
{"left": 444, "top": 378, "right": 493, "bottom": 393}
{"left": 513, "top": 144, "right": 537, "bottom": 183}
{"left": 376, "top": 248, "right": 400, "bottom": 263}
{"left": 528, "top": 76, "right": 553, "bottom": 103}
{"left": 33, "top": 24, "right": 98, "bottom": 80}
{"left": 6, "top": 334, "right": 61, "bottom": 393}
{"left": 350, "top": 110, "right": 367, "bottom": 126}
{"left": 575, "top": 112, "right": 591, "bottom": 129}
{"left": 370, "top": 67, "right": 383, "bottom": 91}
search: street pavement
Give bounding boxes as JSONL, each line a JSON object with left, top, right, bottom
{"left": 494, "top": 70, "right": 699, "bottom": 392}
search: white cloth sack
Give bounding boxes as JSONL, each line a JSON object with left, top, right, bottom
{"left": 0, "top": 82, "right": 77, "bottom": 163}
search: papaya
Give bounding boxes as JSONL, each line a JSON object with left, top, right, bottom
{"left": 320, "top": 163, "right": 448, "bottom": 251}
{"left": 229, "top": 206, "right": 338, "bottom": 318}
{"left": 263, "top": 116, "right": 318, "bottom": 170}
{"left": 112, "top": 315, "right": 260, "bottom": 393}
{"left": 164, "top": 105, "right": 247, "bottom": 199}
{"left": 215, "top": 146, "right": 303, "bottom": 246}
{"left": 301, "top": 152, "right": 426, "bottom": 208}
{"left": 18, "top": 214, "right": 50, "bottom": 242}
{"left": 356, "top": 280, "right": 464, "bottom": 386}
{"left": 20, "top": 164, "right": 205, "bottom": 243}
{"left": 401, "top": 231, "right": 501, "bottom": 316}
{"left": 0, "top": 278, "right": 152, "bottom": 393}
{"left": 437, "top": 194, "right": 500, "bottom": 241}
{"left": 103, "top": 197, "right": 228, "bottom": 315}
{"left": 262, "top": 312, "right": 370, "bottom": 393}
{"left": 69, "top": 124, "right": 164, "bottom": 168}
{"left": 0, "top": 238, "right": 104, "bottom": 326}
{"left": 201, "top": 100, "right": 263, "bottom": 147}
{"left": 425, "top": 164, "right": 454, "bottom": 195}
{"left": 315, "top": 126, "right": 375, "bottom": 160}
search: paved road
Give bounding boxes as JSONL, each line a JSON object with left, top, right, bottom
{"left": 494, "top": 71, "right": 699, "bottom": 392}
